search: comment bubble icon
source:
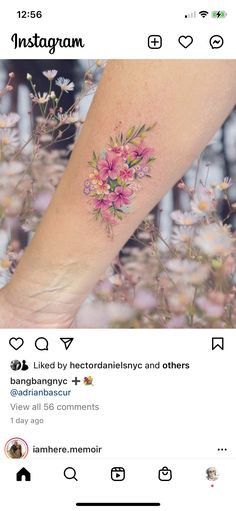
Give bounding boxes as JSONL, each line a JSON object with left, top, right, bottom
{"left": 35, "top": 337, "right": 49, "bottom": 351}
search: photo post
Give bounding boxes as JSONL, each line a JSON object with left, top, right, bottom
{"left": 0, "top": 2, "right": 235, "bottom": 510}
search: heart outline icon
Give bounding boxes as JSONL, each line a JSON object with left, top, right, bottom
{"left": 9, "top": 337, "right": 24, "bottom": 350}
{"left": 178, "top": 35, "right": 193, "bottom": 49}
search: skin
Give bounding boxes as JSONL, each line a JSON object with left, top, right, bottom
{"left": 1, "top": 59, "right": 236, "bottom": 327}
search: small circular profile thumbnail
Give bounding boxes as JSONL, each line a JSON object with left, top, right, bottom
{"left": 206, "top": 467, "right": 219, "bottom": 481}
{"left": 4, "top": 438, "right": 29, "bottom": 459}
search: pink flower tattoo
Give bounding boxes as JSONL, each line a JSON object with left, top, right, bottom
{"left": 109, "top": 186, "right": 133, "bottom": 208}
{"left": 83, "top": 123, "right": 156, "bottom": 237}
{"left": 97, "top": 153, "right": 121, "bottom": 180}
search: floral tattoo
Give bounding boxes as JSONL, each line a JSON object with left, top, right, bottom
{"left": 83, "top": 123, "right": 156, "bottom": 236}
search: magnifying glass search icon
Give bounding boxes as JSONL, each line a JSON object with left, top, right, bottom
{"left": 64, "top": 466, "right": 78, "bottom": 481}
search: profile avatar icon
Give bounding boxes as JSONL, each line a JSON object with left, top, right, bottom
{"left": 5, "top": 438, "right": 29, "bottom": 459}
{"left": 10, "top": 360, "right": 29, "bottom": 371}
{"left": 10, "top": 360, "right": 21, "bottom": 371}
{"left": 21, "top": 360, "right": 29, "bottom": 371}
{"left": 206, "top": 467, "right": 218, "bottom": 481}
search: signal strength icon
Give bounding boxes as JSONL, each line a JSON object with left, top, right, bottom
{"left": 199, "top": 10, "right": 209, "bottom": 18}
{"left": 185, "top": 11, "right": 196, "bottom": 18}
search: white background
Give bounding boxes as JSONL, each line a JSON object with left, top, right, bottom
{"left": 1, "top": 2, "right": 236, "bottom": 509}
{"left": 1, "top": 330, "right": 235, "bottom": 510}
{"left": 0, "top": 0, "right": 235, "bottom": 58}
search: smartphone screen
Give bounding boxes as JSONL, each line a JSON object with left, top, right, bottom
{"left": 0, "top": 1, "right": 235, "bottom": 510}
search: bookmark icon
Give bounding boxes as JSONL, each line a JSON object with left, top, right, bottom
{"left": 212, "top": 337, "right": 224, "bottom": 350}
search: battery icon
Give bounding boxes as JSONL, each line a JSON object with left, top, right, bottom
{"left": 211, "top": 10, "right": 227, "bottom": 18}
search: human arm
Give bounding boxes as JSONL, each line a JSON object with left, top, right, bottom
{"left": 1, "top": 59, "right": 236, "bottom": 327}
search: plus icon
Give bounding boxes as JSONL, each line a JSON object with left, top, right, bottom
{"left": 148, "top": 35, "right": 162, "bottom": 49}
{"left": 72, "top": 376, "right": 81, "bottom": 385}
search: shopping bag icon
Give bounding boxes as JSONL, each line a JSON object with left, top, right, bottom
{"left": 158, "top": 466, "right": 172, "bottom": 481}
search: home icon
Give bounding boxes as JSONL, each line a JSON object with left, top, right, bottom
{"left": 16, "top": 467, "right": 31, "bottom": 481}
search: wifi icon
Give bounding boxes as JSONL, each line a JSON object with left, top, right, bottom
{"left": 199, "top": 10, "right": 209, "bottom": 18}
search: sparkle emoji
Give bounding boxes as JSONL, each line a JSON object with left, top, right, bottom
{"left": 84, "top": 376, "right": 94, "bottom": 386}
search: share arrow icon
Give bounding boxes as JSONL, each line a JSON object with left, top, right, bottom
{"left": 60, "top": 337, "right": 74, "bottom": 350}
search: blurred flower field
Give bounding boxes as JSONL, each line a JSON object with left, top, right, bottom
{"left": 0, "top": 66, "right": 236, "bottom": 327}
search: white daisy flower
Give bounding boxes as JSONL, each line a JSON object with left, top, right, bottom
{"left": 0, "top": 113, "right": 20, "bottom": 128}
{"left": 167, "top": 286, "right": 195, "bottom": 313}
{"left": 166, "top": 258, "right": 201, "bottom": 274}
{"left": 0, "top": 161, "right": 24, "bottom": 176}
{"left": 172, "top": 226, "right": 194, "bottom": 243}
{"left": 166, "top": 258, "right": 210, "bottom": 285}
{"left": 191, "top": 185, "right": 214, "bottom": 216}
{"left": 171, "top": 210, "right": 200, "bottom": 226}
{"left": 58, "top": 112, "right": 79, "bottom": 124}
{"left": 56, "top": 77, "right": 75, "bottom": 93}
{"left": 42, "top": 69, "right": 58, "bottom": 80}
{"left": 0, "top": 129, "right": 19, "bottom": 147}
{"left": 217, "top": 177, "right": 232, "bottom": 191}
{"left": 32, "top": 92, "right": 50, "bottom": 104}
{"left": 194, "top": 223, "right": 233, "bottom": 257}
